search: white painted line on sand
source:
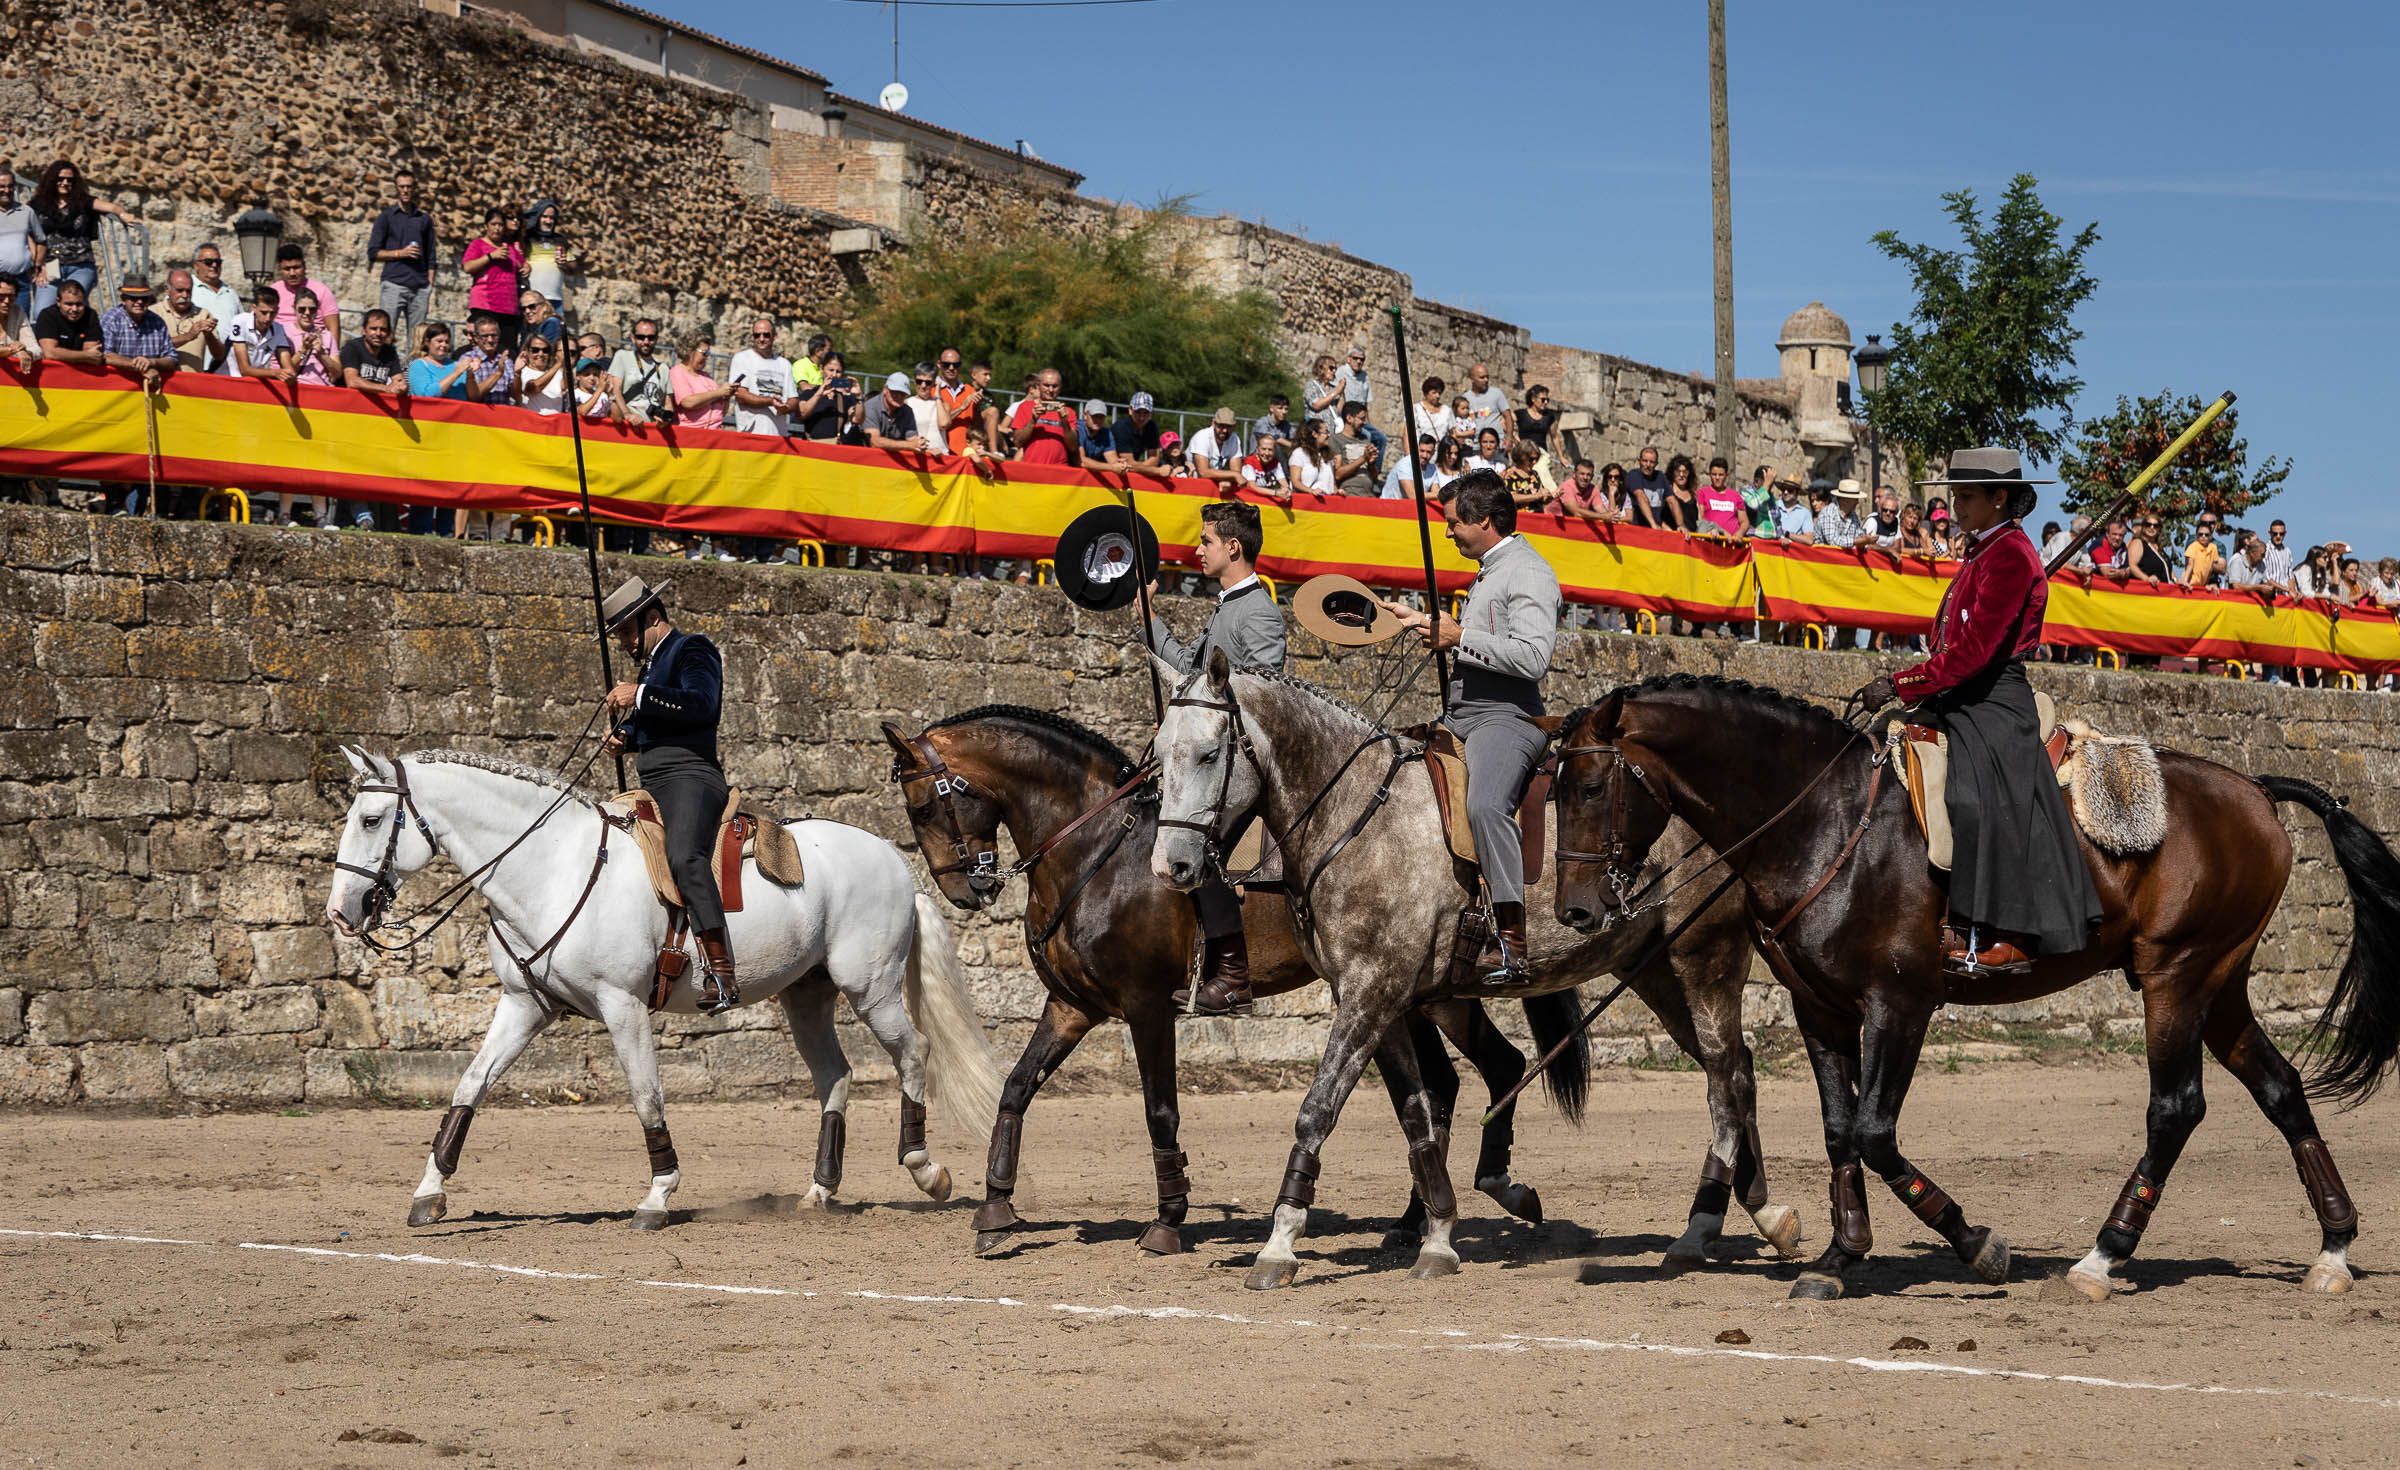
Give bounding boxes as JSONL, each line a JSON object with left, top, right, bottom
{"left": 7, "top": 1222, "right": 2395, "bottom": 1413}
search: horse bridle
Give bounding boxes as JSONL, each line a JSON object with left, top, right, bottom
{"left": 1153, "top": 691, "right": 1263, "bottom": 866}
{"left": 893, "top": 735, "right": 1002, "bottom": 882}
{"left": 334, "top": 759, "right": 439, "bottom": 931}
{"left": 1551, "top": 733, "right": 1677, "bottom": 917}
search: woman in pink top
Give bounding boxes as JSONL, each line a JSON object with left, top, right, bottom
{"left": 462, "top": 208, "right": 527, "bottom": 352}
{"left": 1695, "top": 458, "right": 1747, "bottom": 537}
{"left": 289, "top": 290, "right": 339, "bottom": 387}
{"left": 669, "top": 335, "right": 734, "bottom": 429}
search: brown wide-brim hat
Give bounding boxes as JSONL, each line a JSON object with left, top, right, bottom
{"left": 1293, "top": 573, "right": 1407, "bottom": 648}
{"left": 600, "top": 574, "right": 670, "bottom": 632}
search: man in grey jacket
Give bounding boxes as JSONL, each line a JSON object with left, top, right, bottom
{"left": 1384, "top": 470, "right": 1559, "bottom": 984}
{"left": 1145, "top": 501, "right": 1286, "bottom": 1013}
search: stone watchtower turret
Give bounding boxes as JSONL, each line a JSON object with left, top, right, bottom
{"left": 1777, "top": 301, "right": 1858, "bottom": 481}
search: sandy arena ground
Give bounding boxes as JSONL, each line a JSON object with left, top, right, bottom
{"left": 3, "top": 1055, "right": 2396, "bottom": 1467}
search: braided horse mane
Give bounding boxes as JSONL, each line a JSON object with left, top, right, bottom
{"left": 1563, "top": 671, "right": 1857, "bottom": 745}
{"left": 928, "top": 705, "right": 1142, "bottom": 781}
{"left": 406, "top": 747, "right": 599, "bottom": 800}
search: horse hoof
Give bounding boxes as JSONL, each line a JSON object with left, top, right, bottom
{"left": 1787, "top": 1273, "right": 1845, "bottom": 1301}
{"left": 1407, "top": 1248, "right": 1462, "bottom": 1280}
{"left": 1964, "top": 1229, "right": 2011, "bottom": 1286}
{"left": 406, "top": 1193, "right": 447, "bottom": 1228}
{"left": 2302, "top": 1263, "right": 2354, "bottom": 1295}
{"left": 2061, "top": 1268, "right": 2114, "bottom": 1303}
{"left": 1380, "top": 1227, "right": 1424, "bottom": 1253}
{"left": 800, "top": 1184, "right": 834, "bottom": 1211}
{"left": 1755, "top": 1204, "right": 1805, "bottom": 1260}
{"left": 1660, "top": 1244, "right": 1710, "bottom": 1277}
{"left": 1478, "top": 1178, "right": 1543, "bottom": 1225}
{"left": 1244, "top": 1257, "right": 1299, "bottom": 1291}
{"left": 917, "top": 1165, "right": 954, "bottom": 1203}
{"left": 973, "top": 1230, "right": 1013, "bottom": 1257}
{"left": 628, "top": 1209, "right": 669, "bottom": 1232}
{"left": 1138, "top": 1222, "right": 1187, "bottom": 1257}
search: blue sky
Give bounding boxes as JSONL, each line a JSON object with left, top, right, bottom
{"left": 674, "top": 0, "right": 2396, "bottom": 551}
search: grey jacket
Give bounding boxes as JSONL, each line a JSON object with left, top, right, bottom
{"left": 1447, "top": 533, "right": 1560, "bottom": 714}
{"left": 1147, "top": 579, "right": 1287, "bottom": 674}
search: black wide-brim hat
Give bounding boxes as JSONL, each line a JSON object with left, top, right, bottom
{"left": 1293, "top": 573, "right": 1406, "bottom": 647}
{"left": 1918, "top": 446, "right": 2050, "bottom": 520}
{"left": 1054, "top": 505, "right": 1160, "bottom": 612}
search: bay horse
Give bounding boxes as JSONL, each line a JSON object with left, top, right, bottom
{"left": 1145, "top": 653, "right": 1798, "bottom": 1289}
{"left": 324, "top": 747, "right": 1005, "bottom": 1228}
{"left": 1552, "top": 674, "right": 2400, "bottom": 1301}
{"left": 883, "top": 705, "right": 1581, "bottom": 1259}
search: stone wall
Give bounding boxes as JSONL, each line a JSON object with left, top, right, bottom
{"left": 3, "top": 508, "right": 2394, "bottom": 1108}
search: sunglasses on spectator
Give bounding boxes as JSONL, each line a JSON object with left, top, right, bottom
{"left": 913, "top": 376, "right": 933, "bottom": 385}
{"left": 633, "top": 332, "right": 657, "bottom": 342}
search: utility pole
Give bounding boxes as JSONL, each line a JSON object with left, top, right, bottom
{"left": 1707, "top": 0, "right": 1738, "bottom": 474}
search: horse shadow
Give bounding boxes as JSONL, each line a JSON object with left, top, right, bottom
{"left": 412, "top": 1189, "right": 974, "bottom": 1239}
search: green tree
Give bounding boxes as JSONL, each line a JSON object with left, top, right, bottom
{"left": 1866, "top": 174, "right": 2101, "bottom": 469}
{"left": 844, "top": 200, "right": 1296, "bottom": 417}
{"left": 2055, "top": 391, "right": 2289, "bottom": 542}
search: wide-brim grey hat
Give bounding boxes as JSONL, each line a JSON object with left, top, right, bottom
{"left": 1915, "top": 446, "right": 2055, "bottom": 488}
{"left": 600, "top": 574, "right": 671, "bottom": 632}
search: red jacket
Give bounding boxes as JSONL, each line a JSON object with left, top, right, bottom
{"left": 1892, "top": 523, "right": 2047, "bottom": 705}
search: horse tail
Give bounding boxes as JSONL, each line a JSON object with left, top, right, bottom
{"left": 1520, "top": 988, "right": 1590, "bottom": 1126}
{"left": 905, "top": 890, "right": 1004, "bottom": 1150}
{"left": 2258, "top": 775, "right": 2400, "bottom": 1108}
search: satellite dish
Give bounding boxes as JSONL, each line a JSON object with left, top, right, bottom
{"left": 879, "top": 81, "right": 909, "bottom": 112}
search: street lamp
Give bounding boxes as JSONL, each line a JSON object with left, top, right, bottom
{"left": 1854, "top": 332, "right": 1892, "bottom": 494}
{"left": 231, "top": 202, "right": 284, "bottom": 284}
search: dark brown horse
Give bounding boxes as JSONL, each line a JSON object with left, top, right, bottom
{"left": 1553, "top": 673, "right": 2400, "bottom": 1301}
{"left": 883, "top": 706, "right": 1588, "bottom": 1260}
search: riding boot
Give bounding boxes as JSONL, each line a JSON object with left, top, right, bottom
{"left": 1175, "top": 932, "right": 1253, "bottom": 1017}
{"left": 1481, "top": 901, "right": 1531, "bottom": 985}
{"left": 1940, "top": 922, "right": 2032, "bottom": 977}
{"left": 694, "top": 928, "right": 740, "bottom": 1014}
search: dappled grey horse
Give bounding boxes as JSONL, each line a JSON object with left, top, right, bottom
{"left": 1147, "top": 652, "right": 1796, "bottom": 1288}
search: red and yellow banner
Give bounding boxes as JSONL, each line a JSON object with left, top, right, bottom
{"left": 4, "top": 368, "right": 2393, "bottom": 673}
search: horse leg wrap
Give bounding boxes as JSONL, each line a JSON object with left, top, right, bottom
{"left": 897, "top": 1096, "right": 929, "bottom": 1164}
{"left": 985, "top": 1111, "right": 1024, "bottom": 1194}
{"left": 1887, "top": 1170, "right": 1964, "bottom": 1236}
{"left": 1276, "top": 1144, "right": 1322, "bottom": 1212}
{"left": 1829, "top": 1161, "right": 1873, "bottom": 1255}
{"left": 1692, "top": 1151, "right": 1735, "bottom": 1221}
{"left": 2099, "top": 1169, "right": 2162, "bottom": 1255}
{"left": 2293, "top": 1138, "right": 2359, "bottom": 1236}
{"left": 812, "top": 1111, "right": 847, "bottom": 1192}
{"left": 644, "top": 1123, "right": 678, "bottom": 1178}
{"left": 1152, "top": 1147, "right": 1192, "bottom": 1227}
{"left": 430, "top": 1105, "right": 475, "bottom": 1179}
{"left": 1408, "top": 1137, "right": 1456, "bottom": 1219}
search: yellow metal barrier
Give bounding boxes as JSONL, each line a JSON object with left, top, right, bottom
{"left": 2221, "top": 660, "right": 2247, "bottom": 680}
{"left": 2337, "top": 671, "right": 2364, "bottom": 691}
{"left": 1258, "top": 573, "right": 1278, "bottom": 604}
{"left": 198, "top": 487, "right": 251, "bottom": 523}
{"left": 524, "top": 515, "right": 557, "bottom": 547}
{"left": 2095, "top": 647, "right": 2123, "bottom": 670}
{"left": 790, "top": 539, "right": 826, "bottom": 568}
{"left": 1633, "top": 610, "right": 1659, "bottom": 637}
{"left": 1801, "top": 623, "right": 1829, "bottom": 650}
{"left": 1033, "top": 558, "right": 1056, "bottom": 586}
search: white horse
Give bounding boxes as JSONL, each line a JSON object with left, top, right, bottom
{"left": 323, "top": 747, "right": 1004, "bottom": 1229}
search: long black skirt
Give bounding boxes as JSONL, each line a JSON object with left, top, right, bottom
{"left": 1932, "top": 661, "right": 2102, "bottom": 955}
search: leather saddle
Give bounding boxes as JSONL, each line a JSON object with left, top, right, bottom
{"left": 603, "top": 786, "right": 807, "bottom": 915}
{"left": 1420, "top": 727, "right": 1552, "bottom": 893}
{"left": 1899, "top": 691, "right": 2070, "bottom": 872}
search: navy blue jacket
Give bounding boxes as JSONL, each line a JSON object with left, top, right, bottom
{"left": 629, "top": 627, "right": 722, "bottom": 765}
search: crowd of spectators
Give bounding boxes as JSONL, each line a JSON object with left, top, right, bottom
{"left": 0, "top": 159, "right": 2390, "bottom": 685}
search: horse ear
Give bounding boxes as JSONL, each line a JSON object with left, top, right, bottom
{"left": 1206, "top": 646, "right": 1232, "bottom": 694}
{"left": 880, "top": 720, "right": 916, "bottom": 756}
{"left": 1529, "top": 715, "right": 1567, "bottom": 734}
{"left": 340, "top": 744, "right": 371, "bottom": 777}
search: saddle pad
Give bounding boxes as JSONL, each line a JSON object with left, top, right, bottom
{"left": 606, "top": 787, "right": 806, "bottom": 914}
{"left": 1899, "top": 703, "right": 2077, "bottom": 873}
{"left": 2055, "top": 720, "right": 2168, "bottom": 854}
{"left": 1421, "top": 730, "right": 1549, "bottom": 888}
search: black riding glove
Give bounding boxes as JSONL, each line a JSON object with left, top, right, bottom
{"left": 1852, "top": 672, "right": 1898, "bottom": 712}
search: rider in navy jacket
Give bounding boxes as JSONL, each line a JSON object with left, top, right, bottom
{"left": 627, "top": 627, "right": 722, "bottom": 765}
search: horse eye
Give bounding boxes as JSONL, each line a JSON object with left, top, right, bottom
{"left": 362, "top": 813, "right": 383, "bottom": 829}
{"left": 1578, "top": 782, "right": 1602, "bottom": 801}
{"left": 1197, "top": 748, "right": 1220, "bottom": 764}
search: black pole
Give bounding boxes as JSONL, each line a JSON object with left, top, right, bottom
{"left": 555, "top": 302, "right": 626, "bottom": 790}
{"left": 1125, "top": 480, "right": 1167, "bottom": 724}
{"left": 1385, "top": 304, "right": 1451, "bottom": 707}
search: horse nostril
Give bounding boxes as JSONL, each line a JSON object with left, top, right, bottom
{"left": 1561, "top": 906, "right": 1591, "bottom": 931}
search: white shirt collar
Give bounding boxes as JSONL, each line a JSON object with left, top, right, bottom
{"left": 1973, "top": 519, "right": 2013, "bottom": 545}
{"left": 1217, "top": 574, "right": 1260, "bottom": 601}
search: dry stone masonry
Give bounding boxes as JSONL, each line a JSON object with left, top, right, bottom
{"left": 2, "top": 509, "right": 2392, "bottom": 1108}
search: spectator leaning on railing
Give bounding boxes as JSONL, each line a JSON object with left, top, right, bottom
{"left": 189, "top": 243, "right": 241, "bottom": 367}
{"left": 30, "top": 159, "right": 131, "bottom": 316}
{"left": 609, "top": 319, "right": 673, "bottom": 425}
{"left": 155, "top": 268, "right": 220, "bottom": 374}
{"left": 0, "top": 156, "right": 45, "bottom": 303}
{"left": 0, "top": 277, "right": 39, "bottom": 366}
{"left": 1187, "top": 406, "right": 1245, "bottom": 493}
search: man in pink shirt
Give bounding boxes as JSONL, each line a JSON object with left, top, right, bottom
{"left": 1695, "top": 456, "right": 1748, "bottom": 536}
{"left": 270, "top": 242, "right": 339, "bottom": 346}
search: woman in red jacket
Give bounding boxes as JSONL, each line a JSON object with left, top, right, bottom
{"left": 1855, "top": 448, "right": 2102, "bottom": 974}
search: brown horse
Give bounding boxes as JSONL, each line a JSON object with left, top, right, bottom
{"left": 883, "top": 706, "right": 1588, "bottom": 1260}
{"left": 1553, "top": 673, "right": 2400, "bottom": 1301}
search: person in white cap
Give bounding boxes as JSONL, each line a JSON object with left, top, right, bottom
{"left": 862, "top": 369, "right": 932, "bottom": 453}
{"left": 1079, "top": 398, "right": 1114, "bottom": 462}
{"left": 1107, "top": 390, "right": 1165, "bottom": 469}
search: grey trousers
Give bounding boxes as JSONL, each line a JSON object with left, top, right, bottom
{"left": 1448, "top": 702, "right": 1551, "bottom": 906}
{"left": 378, "top": 279, "right": 431, "bottom": 348}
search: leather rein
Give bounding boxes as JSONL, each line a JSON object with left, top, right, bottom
{"left": 1551, "top": 709, "right": 1886, "bottom": 939}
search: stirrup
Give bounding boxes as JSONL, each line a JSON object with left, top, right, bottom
{"left": 695, "top": 964, "right": 740, "bottom": 1015}
{"left": 1174, "top": 973, "right": 1254, "bottom": 1017}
